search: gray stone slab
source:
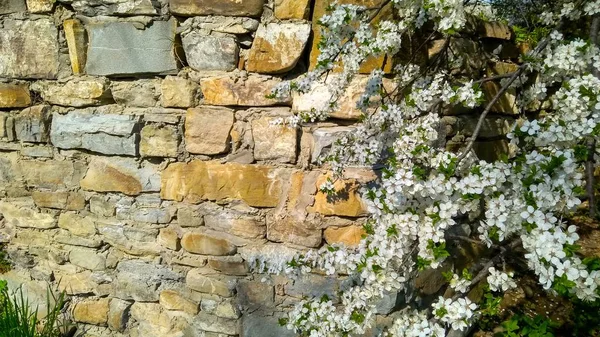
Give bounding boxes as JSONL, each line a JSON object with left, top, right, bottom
{"left": 242, "top": 311, "right": 295, "bottom": 337}
{"left": 85, "top": 20, "right": 178, "bottom": 76}
{"left": 0, "top": 0, "right": 25, "bottom": 13}
{"left": 0, "top": 19, "right": 59, "bottom": 79}
{"left": 182, "top": 32, "right": 238, "bottom": 71}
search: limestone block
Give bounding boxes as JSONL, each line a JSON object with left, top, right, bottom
{"left": 140, "top": 124, "right": 179, "bottom": 157}
{"left": 26, "top": 0, "right": 54, "bottom": 12}
{"left": 185, "top": 106, "right": 234, "bottom": 155}
{"left": 308, "top": 174, "right": 367, "bottom": 217}
{"left": 161, "top": 161, "right": 284, "bottom": 207}
{"left": 157, "top": 228, "right": 179, "bottom": 250}
{"left": 0, "top": 19, "right": 59, "bottom": 79}
{"left": 14, "top": 105, "right": 50, "bottom": 143}
{"left": 186, "top": 269, "right": 236, "bottom": 297}
{"left": 54, "top": 230, "right": 102, "bottom": 248}
{"left": 252, "top": 117, "right": 297, "bottom": 163}
{"left": 200, "top": 74, "right": 290, "bottom": 106}
{"left": 20, "top": 145, "right": 53, "bottom": 158}
{"left": 274, "top": 0, "right": 310, "bottom": 19}
{"left": 0, "top": 0, "right": 26, "bottom": 13}
{"left": 33, "top": 191, "right": 85, "bottom": 210}
{"left": 58, "top": 213, "right": 97, "bottom": 237}
{"left": 324, "top": 225, "right": 365, "bottom": 246}
{"left": 207, "top": 256, "right": 248, "bottom": 276}
{"left": 85, "top": 20, "right": 178, "bottom": 76}
{"left": 56, "top": 271, "right": 96, "bottom": 295}
{"left": 21, "top": 160, "right": 86, "bottom": 189}
{"left": 181, "top": 231, "right": 237, "bottom": 256}
{"left": 267, "top": 218, "right": 322, "bottom": 248}
{"left": 176, "top": 206, "right": 204, "bottom": 227}
{"left": 237, "top": 280, "right": 274, "bottom": 310}
{"left": 129, "top": 302, "right": 181, "bottom": 337}
{"left": 170, "top": 0, "right": 264, "bottom": 17}
{"left": 204, "top": 209, "right": 265, "bottom": 239}
{"left": 311, "top": 126, "right": 355, "bottom": 163}
{"left": 108, "top": 298, "right": 131, "bottom": 332}
{"left": 81, "top": 157, "right": 160, "bottom": 195}
{"left": 0, "top": 201, "right": 56, "bottom": 229}
{"left": 159, "top": 290, "right": 198, "bottom": 314}
{"left": 71, "top": 0, "right": 156, "bottom": 15}
{"left": 0, "top": 83, "right": 31, "bottom": 108}
{"left": 115, "top": 260, "right": 181, "bottom": 301}
{"left": 51, "top": 112, "right": 139, "bottom": 155}
{"left": 64, "top": 19, "right": 87, "bottom": 75}
{"left": 70, "top": 248, "right": 106, "bottom": 271}
{"left": 242, "top": 312, "right": 295, "bottom": 337}
{"left": 160, "top": 76, "right": 197, "bottom": 108}
{"left": 180, "top": 16, "right": 259, "bottom": 35}
{"left": 111, "top": 80, "right": 159, "bottom": 107}
{"left": 247, "top": 22, "right": 311, "bottom": 74}
{"left": 182, "top": 32, "right": 238, "bottom": 72}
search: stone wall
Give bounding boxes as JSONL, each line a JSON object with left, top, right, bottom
{"left": 0, "top": 0, "right": 519, "bottom": 336}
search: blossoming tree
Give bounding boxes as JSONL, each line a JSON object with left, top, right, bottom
{"left": 266, "top": 0, "right": 600, "bottom": 335}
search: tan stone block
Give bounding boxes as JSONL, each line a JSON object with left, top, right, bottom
{"left": 140, "top": 124, "right": 179, "bottom": 158}
{"left": 0, "top": 83, "right": 31, "bottom": 108}
{"left": 81, "top": 157, "right": 159, "bottom": 196}
{"left": 324, "top": 225, "right": 365, "bottom": 247}
{"left": 32, "top": 78, "right": 111, "bottom": 107}
{"left": 73, "top": 298, "right": 110, "bottom": 325}
{"left": 158, "top": 227, "right": 179, "bottom": 250}
{"left": 32, "top": 191, "right": 85, "bottom": 210}
{"left": 200, "top": 75, "right": 290, "bottom": 106}
{"left": 64, "top": 19, "right": 87, "bottom": 75}
{"left": 169, "top": 0, "right": 264, "bottom": 17}
{"left": 108, "top": 298, "right": 131, "bottom": 332}
{"left": 208, "top": 256, "right": 248, "bottom": 276}
{"left": 25, "top": 0, "right": 54, "bottom": 12}
{"left": 251, "top": 117, "right": 297, "bottom": 163}
{"left": 159, "top": 290, "right": 199, "bottom": 314}
{"left": 246, "top": 22, "right": 311, "bottom": 74}
{"left": 58, "top": 212, "right": 97, "bottom": 237}
{"left": 0, "top": 201, "right": 56, "bottom": 229}
{"left": 185, "top": 106, "right": 234, "bottom": 155}
{"left": 160, "top": 160, "right": 284, "bottom": 207}
{"left": 481, "top": 81, "right": 518, "bottom": 115}
{"left": 186, "top": 269, "right": 235, "bottom": 297}
{"left": 308, "top": 174, "right": 367, "bottom": 217}
{"left": 14, "top": 104, "right": 50, "bottom": 143}
{"left": 181, "top": 231, "right": 237, "bottom": 256}
{"left": 21, "top": 160, "right": 86, "bottom": 189}
{"left": 274, "top": 0, "right": 310, "bottom": 19}
{"left": 478, "top": 21, "right": 512, "bottom": 40}
{"left": 161, "top": 76, "right": 197, "bottom": 108}
{"left": 56, "top": 271, "right": 96, "bottom": 295}
{"left": 267, "top": 217, "right": 322, "bottom": 248}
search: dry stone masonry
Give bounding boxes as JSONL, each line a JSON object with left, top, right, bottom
{"left": 0, "top": 0, "right": 521, "bottom": 336}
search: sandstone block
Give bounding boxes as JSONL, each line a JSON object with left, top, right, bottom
{"left": 204, "top": 209, "right": 265, "bottom": 239}
{"left": 182, "top": 32, "right": 238, "bottom": 72}
{"left": 73, "top": 298, "right": 110, "bottom": 325}
{"left": 308, "top": 174, "right": 367, "bottom": 217}
{"left": 0, "top": 19, "right": 59, "bottom": 79}
{"left": 159, "top": 290, "right": 199, "bottom": 314}
{"left": 478, "top": 21, "right": 512, "bottom": 40}
{"left": 252, "top": 117, "right": 297, "bottom": 163}
{"left": 58, "top": 213, "right": 97, "bottom": 237}
{"left": 181, "top": 231, "right": 237, "bottom": 256}
{"left": 247, "top": 22, "right": 311, "bottom": 74}
{"left": 157, "top": 228, "right": 179, "bottom": 250}
{"left": 81, "top": 157, "right": 160, "bottom": 195}
{"left": 161, "top": 161, "right": 284, "bottom": 207}
{"left": 14, "top": 105, "right": 50, "bottom": 143}
{"left": 32, "top": 78, "right": 111, "bottom": 107}
{"left": 180, "top": 16, "right": 259, "bottom": 35}
{"left": 186, "top": 312, "right": 239, "bottom": 335}
{"left": 0, "top": 0, "right": 26, "bottom": 14}
{"left": 85, "top": 20, "right": 178, "bottom": 76}
{"left": 177, "top": 206, "right": 204, "bottom": 227}
{"left": 200, "top": 75, "right": 290, "bottom": 106}
{"left": 324, "top": 225, "right": 365, "bottom": 246}
{"left": 64, "top": 19, "right": 87, "bottom": 75}
{"left": 0, "top": 83, "right": 31, "bottom": 108}
{"left": 21, "top": 160, "right": 86, "bottom": 189}
{"left": 56, "top": 271, "right": 95, "bottom": 295}
{"left": 111, "top": 80, "right": 158, "bottom": 107}
{"left": 72, "top": 0, "right": 156, "bottom": 15}
{"left": 170, "top": 0, "right": 264, "bottom": 17}
{"left": 274, "top": 0, "right": 310, "bottom": 19}
{"left": 26, "top": 0, "right": 53, "bottom": 12}
{"left": 208, "top": 256, "right": 248, "bottom": 276}
{"left": 237, "top": 280, "right": 274, "bottom": 310}
{"left": 108, "top": 298, "right": 131, "bottom": 332}
{"left": 33, "top": 191, "right": 85, "bottom": 210}
{"left": 115, "top": 260, "right": 181, "bottom": 301}
{"left": 481, "top": 81, "right": 518, "bottom": 115}
{"left": 160, "top": 76, "right": 197, "bottom": 108}
{"left": 129, "top": 302, "right": 181, "bottom": 337}
{"left": 185, "top": 106, "right": 234, "bottom": 155}
{"left": 0, "top": 201, "right": 56, "bottom": 229}
{"left": 186, "top": 269, "right": 236, "bottom": 297}
{"left": 311, "top": 126, "right": 355, "bottom": 163}
{"left": 140, "top": 124, "right": 179, "bottom": 158}
{"left": 70, "top": 247, "right": 106, "bottom": 271}
{"left": 51, "top": 112, "right": 139, "bottom": 155}
{"left": 267, "top": 218, "right": 322, "bottom": 248}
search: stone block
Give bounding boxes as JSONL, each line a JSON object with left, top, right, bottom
{"left": 161, "top": 160, "right": 284, "bottom": 207}
{"left": 176, "top": 206, "right": 204, "bottom": 227}
{"left": 324, "top": 225, "right": 365, "bottom": 247}
{"left": 442, "top": 115, "right": 514, "bottom": 139}
{"left": 157, "top": 227, "right": 179, "bottom": 250}
{"left": 21, "top": 160, "right": 86, "bottom": 189}
{"left": 111, "top": 80, "right": 159, "bottom": 107}
{"left": 204, "top": 209, "right": 266, "bottom": 239}
{"left": 285, "top": 274, "right": 341, "bottom": 299}
{"left": 208, "top": 256, "right": 248, "bottom": 276}
{"left": 180, "top": 16, "right": 259, "bottom": 35}
{"left": 182, "top": 32, "right": 238, "bottom": 71}
{"left": 472, "top": 139, "right": 510, "bottom": 162}
{"left": 85, "top": 20, "right": 178, "bottom": 76}
{"left": 160, "top": 76, "right": 197, "bottom": 108}
{"left": 478, "top": 21, "right": 512, "bottom": 40}
{"left": 242, "top": 312, "right": 295, "bottom": 337}
{"left": 185, "top": 106, "right": 234, "bottom": 155}
{"left": 481, "top": 81, "right": 518, "bottom": 115}
{"left": 58, "top": 213, "right": 97, "bottom": 237}
{"left": 71, "top": 0, "right": 156, "bottom": 15}
{"left": 140, "top": 124, "right": 179, "bottom": 157}
{"left": 274, "top": 0, "right": 310, "bottom": 19}
{"left": 181, "top": 231, "right": 237, "bottom": 256}
{"left": 14, "top": 105, "right": 50, "bottom": 143}
{"left": 159, "top": 290, "right": 198, "bottom": 314}
{"left": 64, "top": 19, "right": 87, "bottom": 75}
{"left": 20, "top": 145, "right": 54, "bottom": 158}
{"left": 0, "top": 0, "right": 26, "bottom": 14}
{"left": 311, "top": 126, "right": 354, "bottom": 163}
{"left": 186, "top": 269, "right": 236, "bottom": 297}
{"left": 81, "top": 157, "right": 160, "bottom": 195}
{"left": 308, "top": 174, "right": 367, "bottom": 217}
{"left": 56, "top": 271, "right": 96, "bottom": 295}
{"left": 200, "top": 74, "right": 290, "bottom": 106}
{"left": 170, "top": 0, "right": 264, "bottom": 17}
{"left": 70, "top": 247, "right": 106, "bottom": 271}
{"left": 26, "top": 0, "right": 53, "bottom": 12}
{"left": 247, "top": 22, "right": 311, "bottom": 74}
{"left": 267, "top": 218, "right": 322, "bottom": 248}
{"left": 252, "top": 117, "right": 297, "bottom": 163}
{"left": 108, "top": 298, "right": 131, "bottom": 332}
{"left": 115, "top": 260, "right": 181, "bottom": 302}
{"left": 0, "top": 83, "right": 31, "bottom": 108}
{"left": 32, "top": 191, "right": 85, "bottom": 210}
{"left": 237, "top": 280, "right": 274, "bottom": 310}
{"left": 0, "top": 201, "right": 56, "bottom": 229}
{"left": 129, "top": 302, "right": 182, "bottom": 337}
{"left": 51, "top": 112, "right": 139, "bottom": 155}
{"left": 33, "top": 78, "right": 113, "bottom": 107}
{"left": 0, "top": 19, "right": 59, "bottom": 79}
